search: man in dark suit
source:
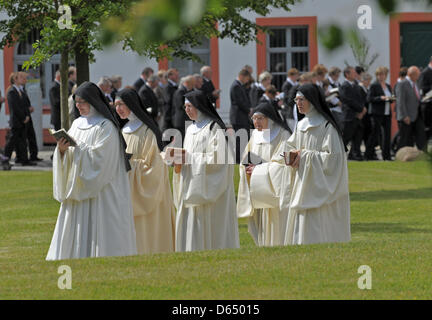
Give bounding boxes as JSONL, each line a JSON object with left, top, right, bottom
{"left": 19, "top": 72, "right": 42, "bottom": 162}
{"left": 396, "top": 66, "right": 426, "bottom": 150}
{"left": 138, "top": 74, "right": 159, "bottom": 122}
{"left": 281, "top": 68, "right": 299, "bottom": 116}
{"left": 133, "top": 67, "right": 154, "bottom": 92}
{"left": 339, "top": 66, "right": 367, "bottom": 160}
{"left": 110, "top": 75, "right": 122, "bottom": 102}
{"left": 419, "top": 56, "right": 432, "bottom": 140}
{"left": 230, "top": 68, "right": 252, "bottom": 163}
{"left": 3, "top": 72, "right": 34, "bottom": 166}
{"left": 200, "top": 66, "right": 220, "bottom": 108}
{"left": 173, "top": 75, "right": 195, "bottom": 141}
{"left": 162, "top": 68, "right": 179, "bottom": 132}
{"left": 49, "top": 71, "right": 61, "bottom": 131}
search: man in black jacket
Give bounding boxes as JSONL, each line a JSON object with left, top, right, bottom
{"left": 173, "top": 75, "right": 195, "bottom": 141}
{"left": 133, "top": 67, "right": 154, "bottom": 92}
{"left": 339, "top": 66, "right": 367, "bottom": 161}
{"left": 3, "top": 72, "right": 34, "bottom": 166}
{"left": 200, "top": 66, "right": 220, "bottom": 108}
{"left": 19, "top": 72, "right": 42, "bottom": 162}
{"left": 162, "top": 68, "right": 179, "bottom": 132}
{"left": 230, "top": 68, "right": 252, "bottom": 163}
{"left": 138, "top": 74, "right": 159, "bottom": 123}
{"left": 419, "top": 56, "right": 432, "bottom": 139}
{"left": 49, "top": 71, "right": 61, "bottom": 131}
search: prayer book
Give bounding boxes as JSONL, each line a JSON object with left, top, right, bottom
{"left": 422, "top": 89, "right": 432, "bottom": 103}
{"left": 281, "top": 151, "right": 297, "bottom": 166}
{"left": 48, "top": 128, "right": 77, "bottom": 147}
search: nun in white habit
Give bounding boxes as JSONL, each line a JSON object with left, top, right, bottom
{"left": 46, "top": 82, "right": 137, "bottom": 260}
{"left": 237, "top": 100, "right": 292, "bottom": 246}
{"left": 278, "top": 83, "right": 351, "bottom": 245}
{"left": 172, "top": 90, "right": 239, "bottom": 252}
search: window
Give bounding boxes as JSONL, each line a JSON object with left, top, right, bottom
{"left": 169, "top": 38, "right": 210, "bottom": 77}
{"left": 267, "top": 26, "right": 309, "bottom": 90}
{"left": 14, "top": 29, "right": 64, "bottom": 105}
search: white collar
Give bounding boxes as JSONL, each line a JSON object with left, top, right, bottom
{"left": 297, "top": 107, "right": 325, "bottom": 132}
{"left": 168, "top": 79, "right": 178, "bottom": 86}
{"left": 188, "top": 118, "right": 211, "bottom": 134}
{"left": 406, "top": 76, "right": 417, "bottom": 87}
{"left": 55, "top": 79, "right": 61, "bottom": 85}
{"left": 75, "top": 114, "right": 106, "bottom": 129}
{"left": 13, "top": 85, "right": 22, "bottom": 92}
{"left": 328, "top": 77, "right": 338, "bottom": 86}
{"left": 286, "top": 78, "right": 297, "bottom": 86}
{"left": 122, "top": 119, "right": 143, "bottom": 133}
{"left": 258, "top": 83, "right": 266, "bottom": 91}
{"left": 262, "top": 94, "right": 271, "bottom": 101}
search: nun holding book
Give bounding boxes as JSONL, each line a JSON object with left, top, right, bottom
{"left": 236, "top": 100, "right": 292, "bottom": 246}
{"left": 171, "top": 90, "right": 239, "bottom": 252}
{"left": 278, "top": 83, "right": 351, "bottom": 245}
{"left": 115, "top": 88, "right": 175, "bottom": 254}
{"left": 46, "top": 82, "right": 137, "bottom": 260}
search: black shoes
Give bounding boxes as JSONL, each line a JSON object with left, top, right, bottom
{"left": 1, "top": 160, "right": 12, "bottom": 170}
{"left": 348, "top": 154, "right": 364, "bottom": 161}
{"left": 30, "top": 157, "right": 43, "bottom": 162}
{"left": 21, "top": 161, "right": 36, "bottom": 166}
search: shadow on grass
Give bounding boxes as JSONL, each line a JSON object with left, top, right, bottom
{"left": 350, "top": 187, "right": 432, "bottom": 202}
{"left": 352, "top": 222, "right": 432, "bottom": 234}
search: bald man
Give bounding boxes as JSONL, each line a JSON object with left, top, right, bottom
{"left": 396, "top": 66, "right": 426, "bottom": 150}
{"left": 200, "top": 66, "right": 220, "bottom": 107}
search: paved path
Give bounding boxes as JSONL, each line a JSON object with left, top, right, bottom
{"left": 5, "top": 149, "right": 54, "bottom": 172}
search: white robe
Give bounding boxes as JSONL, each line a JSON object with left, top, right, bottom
{"left": 237, "top": 127, "right": 291, "bottom": 246}
{"left": 46, "top": 117, "right": 137, "bottom": 260}
{"left": 278, "top": 109, "right": 351, "bottom": 245}
{"left": 173, "top": 121, "right": 240, "bottom": 252}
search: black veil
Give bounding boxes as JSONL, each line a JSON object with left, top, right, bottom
{"left": 297, "top": 83, "right": 347, "bottom": 151}
{"left": 184, "top": 90, "right": 226, "bottom": 130}
{"left": 116, "top": 88, "right": 164, "bottom": 151}
{"left": 73, "top": 81, "right": 131, "bottom": 171}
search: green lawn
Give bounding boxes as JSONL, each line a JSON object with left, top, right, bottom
{"left": 0, "top": 161, "right": 431, "bottom": 299}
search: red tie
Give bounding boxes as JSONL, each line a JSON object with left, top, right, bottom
{"left": 413, "top": 84, "right": 420, "bottom": 100}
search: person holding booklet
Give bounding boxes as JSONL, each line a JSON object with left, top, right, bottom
{"left": 171, "top": 90, "right": 239, "bottom": 252}
{"left": 244, "top": 83, "right": 350, "bottom": 246}
{"left": 236, "top": 100, "right": 292, "bottom": 246}
{"left": 115, "top": 87, "right": 175, "bottom": 254}
{"left": 46, "top": 81, "right": 137, "bottom": 260}
{"left": 278, "top": 83, "right": 350, "bottom": 245}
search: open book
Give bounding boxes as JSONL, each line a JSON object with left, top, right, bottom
{"left": 48, "top": 128, "right": 77, "bottom": 147}
{"left": 422, "top": 89, "right": 432, "bottom": 103}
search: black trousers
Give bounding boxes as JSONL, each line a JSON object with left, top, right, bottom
{"left": 342, "top": 118, "right": 362, "bottom": 156}
{"left": 366, "top": 115, "right": 391, "bottom": 160}
{"left": 4, "top": 126, "right": 28, "bottom": 162}
{"left": 25, "top": 118, "right": 38, "bottom": 159}
{"left": 397, "top": 117, "right": 426, "bottom": 151}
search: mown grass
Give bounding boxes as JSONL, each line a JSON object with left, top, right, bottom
{"left": 0, "top": 161, "right": 431, "bottom": 300}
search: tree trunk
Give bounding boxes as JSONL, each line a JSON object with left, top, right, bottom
{"left": 74, "top": 42, "right": 90, "bottom": 85}
{"left": 60, "top": 49, "right": 70, "bottom": 130}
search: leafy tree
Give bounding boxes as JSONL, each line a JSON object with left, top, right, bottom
{"left": 0, "top": 0, "right": 135, "bottom": 129}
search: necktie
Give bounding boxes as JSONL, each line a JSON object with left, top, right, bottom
{"left": 413, "top": 83, "right": 420, "bottom": 100}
